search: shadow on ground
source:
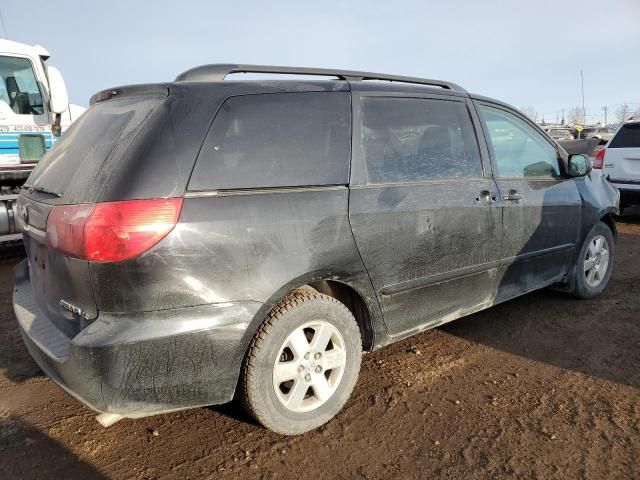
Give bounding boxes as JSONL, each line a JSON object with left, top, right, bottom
{"left": 442, "top": 220, "right": 640, "bottom": 390}
{"left": 0, "top": 248, "right": 44, "bottom": 384}
{"left": 0, "top": 416, "right": 107, "bottom": 479}
{"left": 208, "top": 401, "right": 260, "bottom": 427}
{"left": 617, "top": 204, "right": 640, "bottom": 225}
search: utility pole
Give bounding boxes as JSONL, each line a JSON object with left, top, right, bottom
{"left": 0, "top": 8, "right": 7, "bottom": 38}
{"left": 561, "top": 108, "right": 565, "bottom": 125}
{"left": 602, "top": 106, "right": 608, "bottom": 125}
{"left": 581, "top": 70, "right": 586, "bottom": 125}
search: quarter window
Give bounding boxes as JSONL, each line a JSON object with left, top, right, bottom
{"left": 360, "top": 97, "right": 482, "bottom": 184}
{"left": 479, "top": 105, "right": 560, "bottom": 178}
{"left": 0, "top": 56, "right": 44, "bottom": 115}
{"left": 189, "top": 92, "right": 351, "bottom": 190}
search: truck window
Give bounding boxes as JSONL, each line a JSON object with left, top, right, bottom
{"left": 0, "top": 56, "right": 44, "bottom": 115}
{"left": 189, "top": 92, "right": 351, "bottom": 190}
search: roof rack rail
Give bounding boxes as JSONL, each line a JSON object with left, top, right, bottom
{"left": 174, "top": 64, "right": 466, "bottom": 92}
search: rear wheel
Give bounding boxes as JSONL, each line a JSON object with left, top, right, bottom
{"left": 572, "top": 222, "right": 615, "bottom": 299}
{"left": 240, "top": 290, "right": 362, "bottom": 435}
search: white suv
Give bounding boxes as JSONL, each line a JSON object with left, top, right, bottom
{"left": 594, "top": 117, "right": 640, "bottom": 209}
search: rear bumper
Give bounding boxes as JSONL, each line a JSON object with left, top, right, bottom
{"left": 13, "top": 259, "right": 262, "bottom": 417}
{"left": 611, "top": 181, "right": 640, "bottom": 205}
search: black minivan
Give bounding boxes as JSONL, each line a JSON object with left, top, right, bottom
{"left": 14, "top": 65, "right": 619, "bottom": 434}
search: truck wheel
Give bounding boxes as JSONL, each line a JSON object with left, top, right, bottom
{"left": 572, "top": 222, "right": 615, "bottom": 299}
{"left": 240, "top": 290, "right": 362, "bottom": 435}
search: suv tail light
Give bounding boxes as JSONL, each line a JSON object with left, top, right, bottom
{"left": 46, "top": 198, "right": 183, "bottom": 262}
{"left": 593, "top": 148, "right": 606, "bottom": 169}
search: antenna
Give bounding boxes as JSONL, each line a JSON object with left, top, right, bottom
{"left": 0, "top": 8, "right": 7, "bottom": 38}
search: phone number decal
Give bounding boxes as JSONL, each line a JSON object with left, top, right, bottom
{"left": 0, "top": 125, "right": 48, "bottom": 133}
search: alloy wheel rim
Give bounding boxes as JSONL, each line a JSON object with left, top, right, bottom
{"left": 584, "top": 235, "right": 610, "bottom": 288}
{"left": 272, "top": 321, "right": 347, "bottom": 413}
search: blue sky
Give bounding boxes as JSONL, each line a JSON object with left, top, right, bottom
{"left": 2, "top": 0, "right": 639, "bottom": 123}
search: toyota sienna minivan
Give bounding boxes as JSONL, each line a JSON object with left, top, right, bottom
{"left": 14, "top": 65, "right": 619, "bottom": 434}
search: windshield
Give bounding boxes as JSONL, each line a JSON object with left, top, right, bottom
{"left": 0, "top": 56, "right": 44, "bottom": 115}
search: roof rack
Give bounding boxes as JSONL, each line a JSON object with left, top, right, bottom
{"left": 174, "top": 64, "right": 466, "bottom": 92}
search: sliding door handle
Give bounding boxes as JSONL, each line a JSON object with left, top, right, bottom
{"left": 502, "top": 190, "right": 521, "bottom": 201}
{"left": 476, "top": 190, "right": 498, "bottom": 203}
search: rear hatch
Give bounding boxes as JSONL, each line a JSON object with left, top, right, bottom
{"left": 605, "top": 121, "right": 640, "bottom": 183}
{"left": 19, "top": 87, "right": 168, "bottom": 337}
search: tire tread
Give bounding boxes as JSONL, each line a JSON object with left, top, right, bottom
{"left": 239, "top": 289, "right": 361, "bottom": 433}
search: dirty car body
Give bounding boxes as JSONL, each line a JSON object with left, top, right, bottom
{"left": 13, "top": 65, "right": 619, "bottom": 423}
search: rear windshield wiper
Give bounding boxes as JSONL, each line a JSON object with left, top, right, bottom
{"left": 23, "top": 184, "right": 62, "bottom": 198}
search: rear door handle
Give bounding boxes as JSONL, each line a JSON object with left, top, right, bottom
{"left": 502, "top": 190, "right": 521, "bottom": 201}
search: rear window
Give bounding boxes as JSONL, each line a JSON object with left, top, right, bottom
{"left": 26, "top": 95, "right": 164, "bottom": 200}
{"left": 609, "top": 123, "right": 640, "bottom": 148}
{"left": 189, "top": 92, "right": 350, "bottom": 191}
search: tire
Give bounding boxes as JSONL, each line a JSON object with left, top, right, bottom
{"left": 572, "top": 221, "right": 615, "bottom": 299}
{"left": 239, "top": 290, "right": 362, "bottom": 435}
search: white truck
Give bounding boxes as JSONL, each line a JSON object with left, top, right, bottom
{"left": 0, "top": 38, "right": 84, "bottom": 243}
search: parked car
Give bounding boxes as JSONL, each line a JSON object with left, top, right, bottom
{"left": 545, "top": 126, "right": 574, "bottom": 141}
{"left": 14, "top": 65, "right": 620, "bottom": 435}
{"left": 593, "top": 117, "right": 640, "bottom": 209}
{"left": 582, "top": 126, "right": 616, "bottom": 144}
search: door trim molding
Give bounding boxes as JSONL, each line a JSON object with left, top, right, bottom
{"left": 379, "top": 243, "right": 574, "bottom": 297}
{"left": 380, "top": 260, "right": 500, "bottom": 296}
{"left": 500, "top": 243, "right": 574, "bottom": 266}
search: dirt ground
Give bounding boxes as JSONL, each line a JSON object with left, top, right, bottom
{"left": 1, "top": 211, "right": 639, "bottom": 480}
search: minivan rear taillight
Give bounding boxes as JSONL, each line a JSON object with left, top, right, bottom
{"left": 593, "top": 148, "right": 606, "bottom": 169}
{"left": 45, "top": 198, "right": 183, "bottom": 262}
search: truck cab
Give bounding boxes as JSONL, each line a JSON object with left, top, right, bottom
{"left": 0, "top": 39, "right": 84, "bottom": 243}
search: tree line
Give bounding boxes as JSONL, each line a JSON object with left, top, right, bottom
{"left": 519, "top": 104, "right": 639, "bottom": 126}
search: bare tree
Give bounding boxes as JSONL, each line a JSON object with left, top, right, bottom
{"left": 520, "top": 106, "right": 538, "bottom": 122}
{"left": 616, "top": 104, "right": 631, "bottom": 124}
{"left": 567, "top": 106, "right": 585, "bottom": 126}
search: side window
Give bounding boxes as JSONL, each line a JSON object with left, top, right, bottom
{"left": 360, "top": 97, "right": 482, "bottom": 184}
{"left": 479, "top": 105, "right": 560, "bottom": 179}
{"left": 189, "top": 92, "right": 351, "bottom": 190}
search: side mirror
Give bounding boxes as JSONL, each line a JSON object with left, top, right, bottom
{"left": 568, "top": 153, "right": 592, "bottom": 177}
{"left": 46, "top": 66, "right": 69, "bottom": 115}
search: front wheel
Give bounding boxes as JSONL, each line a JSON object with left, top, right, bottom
{"left": 239, "top": 290, "right": 362, "bottom": 435}
{"left": 572, "top": 222, "right": 615, "bottom": 299}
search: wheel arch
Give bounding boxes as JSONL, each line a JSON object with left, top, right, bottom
{"left": 599, "top": 211, "right": 617, "bottom": 240}
{"left": 238, "top": 272, "right": 381, "bottom": 362}
{"left": 305, "top": 279, "right": 375, "bottom": 352}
